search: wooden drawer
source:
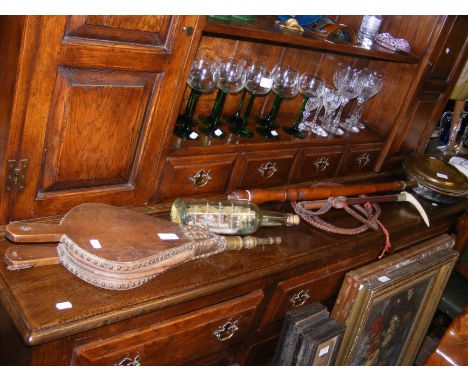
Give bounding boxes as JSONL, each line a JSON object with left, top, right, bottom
{"left": 259, "top": 251, "right": 377, "bottom": 329}
{"left": 290, "top": 146, "right": 344, "bottom": 183}
{"left": 338, "top": 143, "right": 382, "bottom": 176}
{"left": 71, "top": 290, "right": 264, "bottom": 365}
{"left": 158, "top": 153, "right": 237, "bottom": 200}
{"left": 231, "top": 149, "right": 297, "bottom": 189}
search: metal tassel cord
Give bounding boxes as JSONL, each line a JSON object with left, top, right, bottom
{"left": 292, "top": 198, "right": 391, "bottom": 259}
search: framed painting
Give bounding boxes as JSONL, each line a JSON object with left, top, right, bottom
{"left": 293, "top": 318, "right": 345, "bottom": 366}
{"left": 332, "top": 234, "right": 458, "bottom": 366}
{"left": 273, "top": 302, "right": 329, "bottom": 365}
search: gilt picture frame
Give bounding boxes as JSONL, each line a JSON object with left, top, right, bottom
{"left": 332, "top": 236, "right": 458, "bottom": 366}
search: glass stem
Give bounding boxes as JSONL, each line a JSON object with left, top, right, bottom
{"left": 311, "top": 104, "right": 323, "bottom": 126}
{"left": 293, "top": 96, "right": 309, "bottom": 129}
{"left": 323, "top": 109, "right": 334, "bottom": 126}
{"left": 265, "top": 94, "right": 283, "bottom": 129}
{"left": 241, "top": 92, "right": 256, "bottom": 129}
{"left": 234, "top": 89, "right": 247, "bottom": 118}
{"left": 333, "top": 97, "right": 349, "bottom": 126}
{"left": 351, "top": 97, "right": 365, "bottom": 124}
{"left": 182, "top": 89, "right": 201, "bottom": 130}
{"left": 209, "top": 89, "right": 227, "bottom": 130}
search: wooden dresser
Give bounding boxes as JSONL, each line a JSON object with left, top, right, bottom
{"left": 0, "top": 15, "right": 466, "bottom": 365}
{"left": 0, "top": 16, "right": 466, "bottom": 223}
{"left": 0, "top": 199, "right": 466, "bottom": 365}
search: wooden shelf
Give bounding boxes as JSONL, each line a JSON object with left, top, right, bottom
{"left": 169, "top": 114, "right": 384, "bottom": 157}
{"left": 203, "top": 17, "right": 420, "bottom": 65}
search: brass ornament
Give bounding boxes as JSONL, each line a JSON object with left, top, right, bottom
{"left": 277, "top": 18, "right": 305, "bottom": 33}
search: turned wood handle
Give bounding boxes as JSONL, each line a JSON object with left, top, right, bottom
{"left": 228, "top": 180, "right": 417, "bottom": 205}
{"left": 224, "top": 236, "right": 281, "bottom": 251}
{"left": 4, "top": 245, "right": 60, "bottom": 270}
{"left": 5, "top": 222, "right": 66, "bottom": 243}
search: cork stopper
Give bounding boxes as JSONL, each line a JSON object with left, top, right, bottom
{"left": 286, "top": 214, "right": 301, "bottom": 226}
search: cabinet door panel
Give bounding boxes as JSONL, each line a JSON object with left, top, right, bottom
{"left": 40, "top": 67, "right": 159, "bottom": 195}
{"left": 9, "top": 16, "right": 200, "bottom": 220}
{"left": 65, "top": 15, "right": 173, "bottom": 48}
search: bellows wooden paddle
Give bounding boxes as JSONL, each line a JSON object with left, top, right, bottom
{"left": 4, "top": 203, "right": 281, "bottom": 290}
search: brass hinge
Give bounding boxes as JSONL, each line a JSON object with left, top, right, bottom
{"left": 5, "top": 159, "right": 28, "bottom": 192}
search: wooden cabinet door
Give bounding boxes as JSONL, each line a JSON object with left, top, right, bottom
{"left": 8, "top": 16, "right": 201, "bottom": 220}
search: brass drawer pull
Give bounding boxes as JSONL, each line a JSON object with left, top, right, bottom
{"left": 258, "top": 162, "right": 277, "bottom": 178}
{"left": 213, "top": 320, "right": 239, "bottom": 342}
{"left": 314, "top": 156, "right": 330, "bottom": 173}
{"left": 289, "top": 289, "right": 310, "bottom": 308}
{"left": 357, "top": 152, "right": 371, "bottom": 168}
{"left": 115, "top": 352, "right": 141, "bottom": 366}
{"left": 189, "top": 169, "right": 212, "bottom": 187}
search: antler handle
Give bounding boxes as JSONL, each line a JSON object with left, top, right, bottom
{"left": 224, "top": 236, "right": 281, "bottom": 251}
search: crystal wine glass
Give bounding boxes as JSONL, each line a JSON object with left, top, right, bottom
{"left": 229, "top": 65, "right": 273, "bottom": 137}
{"left": 283, "top": 73, "right": 325, "bottom": 139}
{"left": 200, "top": 58, "right": 246, "bottom": 138}
{"left": 332, "top": 66, "right": 362, "bottom": 132}
{"left": 257, "top": 65, "right": 300, "bottom": 139}
{"left": 299, "top": 86, "right": 332, "bottom": 137}
{"left": 173, "top": 58, "right": 218, "bottom": 140}
{"left": 341, "top": 70, "right": 384, "bottom": 132}
{"left": 320, "top": 88, "right": 344, "bottom": 136}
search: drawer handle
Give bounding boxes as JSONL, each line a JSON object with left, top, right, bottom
{"left": 289, "top": 289, "right": 310, "bottom": 308}
{"left": 213, "top": 320, "right": 239, "bottom": 342}
{"left": 314, "top": 156, "right": 330, "bottom": 173}
{"left": 258, "top": 162, "right": 277, "bottom": 178}
{"left": 189, "top": 169, "right": 212, "bottom": 187}
{"left": 115, "top": 352, "right": 141, "bottom": 366}
{"left": 357, "top": 152, "right": 371, "bottom": 168}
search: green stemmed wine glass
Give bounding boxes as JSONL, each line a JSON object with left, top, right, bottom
{"left": 229, "top": 64, "right": 273, "bottom": 137}
{"left": 283, "top": 73, "right": 325, "bottom": 139}
{"left": 173, "top": 58, "right": 218, "bottom": 140}
{"left": 200, "top": 58, "right": 246, "bottom": 138}
{"left": 257, "top": 65, "right": 299, "bottom": 139}
{"left": 224, "top": 59, "right": 254, "bottom": 128}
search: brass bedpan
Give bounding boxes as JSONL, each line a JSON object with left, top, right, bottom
{"left": 403, "top": 155, "right": 468, "bottom": 203}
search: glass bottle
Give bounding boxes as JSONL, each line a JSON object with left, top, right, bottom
{"left": 357, "top": 15, "right": 382, "bottom": 49}
{"left": 170, "top": 198, "right": 300, "bottom": 235}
